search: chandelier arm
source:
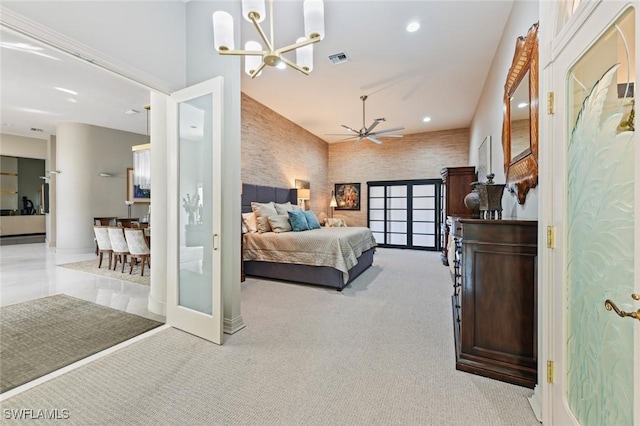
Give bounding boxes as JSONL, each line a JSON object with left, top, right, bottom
{"left": 250, "top": 62, "right": 267, "bottom": 79}
{"left": 279, "top": 56, "right": 310, "bottom": 75}
{"left": 218, "top": 50, "right": 267, "bottom": 56}
{"left": 249, "top": 13, "right": 273, "bottom": 51}
{"left": 269, "top": 0, "right": 274, "bottom": 50}
{"left": 276, "top": 36, "right": 320, "bottom": 55}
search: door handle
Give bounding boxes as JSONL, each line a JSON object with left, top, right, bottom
{"left": 604, "top": 294, "right": 640, "bottom": 322}
{"left": 213, "top": 234, "right": 219, "bottom": 250}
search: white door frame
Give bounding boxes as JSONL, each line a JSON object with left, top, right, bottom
{"left": 166, "top": 77, "right": 224, "bottom": 344}
{"left": 539, "top": 1, "right": 640, "bottom": 424}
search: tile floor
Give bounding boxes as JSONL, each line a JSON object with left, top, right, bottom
{"left": 0, "top": 243, "right": 165, "bottom": 322}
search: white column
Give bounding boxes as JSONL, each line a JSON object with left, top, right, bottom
{"left": 55, "top": 123, "right": 94, "bottom": 253}
{"left": 148, "top": 92, "right": 168, "bottom": 316}
{"left": 45, "top": 135, "right": 57, "bottom": 248}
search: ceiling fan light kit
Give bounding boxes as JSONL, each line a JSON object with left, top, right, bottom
{"left": 213, "top": 0, "right": 324, "bottom": 78}
{"left": 327, "top": 95, "right": 405, "bottom": 146}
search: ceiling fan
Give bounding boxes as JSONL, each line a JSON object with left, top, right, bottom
{"left": 327, "top": 95, "right": 405, "bottom": 146}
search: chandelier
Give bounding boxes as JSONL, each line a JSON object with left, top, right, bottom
{"left": 212, "top": 0, "right": 325, "bottom": 78}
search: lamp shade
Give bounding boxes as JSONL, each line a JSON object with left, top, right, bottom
{"left": 213, "top": 11, "right": 234, "bottom": 51}
{"left": 303, "top": 0, "right": 325, "bottom": 40}
{"left": 244, "top": 41, "right": 263, "bottom": 76}
{"left": 296, "top": 37, "right": 313, "bottom": 72}
{"left": 242, "top": 0, "right": 266, "bottom": 23}
{"left": 297, "top": 189, "right": 311, "bottom": 199}
{"left": 329, "top": 195, "right": 337, "bottom": 208}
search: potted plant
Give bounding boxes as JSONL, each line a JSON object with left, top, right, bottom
{"left": 182, "top": 193, "right": 204, "bottom": 247}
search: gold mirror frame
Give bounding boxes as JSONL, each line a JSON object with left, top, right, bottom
{"left": 502, "top": 22, "right": 539, "bottom": 204}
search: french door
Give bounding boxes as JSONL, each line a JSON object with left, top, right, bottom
{"left": 367, "top": 179, "right": 440, "bottom": 250}
{"left": 543, "top": 2, "right": 639, "bottom": 424}
{"left": 166, "top": 77, "right": 223, "bottom": 344}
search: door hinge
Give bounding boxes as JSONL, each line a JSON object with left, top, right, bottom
{"left": 547, "top": 92, "right": 555, "bottom": 115}
{"left": 547, "top": 226, "right": 555, "bottom": 249}
{"left": 547, "top": 360, "right": 555, "bottom": 384}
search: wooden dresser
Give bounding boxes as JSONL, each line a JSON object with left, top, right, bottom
{"left": 439, "top": 167, "right": 476, "bottom": 265}
{"left": 451, "top": 218, "right": 538, "bottom": 388}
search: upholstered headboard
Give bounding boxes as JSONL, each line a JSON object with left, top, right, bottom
{"left": 241, "top": 184, "right": 297, "bottom": 213}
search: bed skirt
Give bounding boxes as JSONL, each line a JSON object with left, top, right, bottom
{"left": 244, "top": 248, "right": 375, "bottom": 290}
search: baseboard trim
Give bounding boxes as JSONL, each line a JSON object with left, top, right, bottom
{"left": 223, "top": 315, "right": 246, "bottom": 335}
{"left": 147, "top": 295, "right": 166, "bottom": 317}
{"left": 528, "top": 384, "right": 542, "bottom": 422}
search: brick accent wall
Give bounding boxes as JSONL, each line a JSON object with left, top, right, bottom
{"left": 241, "top": 93, "right": 329, "bottom": 213}
{"left": 328, "top": 128, "right": 470, "bottom": 227}
{"left": 241, "top": 93, "right": 470, "bottom": 227}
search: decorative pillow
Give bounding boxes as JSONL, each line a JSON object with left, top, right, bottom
{"left": 242, "top": 212, "right": 258, "bottom": 233}
{"left": 303, "top": 210, "right": 322, "bottom": 229}
{"left": 267, "top": 214, "right": 293, "bottom": 233}
{"left": 274, "top": 202, "right": 299, "bottom": 215}
{"left": 256, "top": 216, "right": 273, "bottom": 233}
{"left": 325, "top": 218, "right": 347, "bottom": 228}
{"left": 251, "top": 202, "right": 278, "bottom": 232}
{"left": 288, "top": 209, "right": 310, "bottom": 232}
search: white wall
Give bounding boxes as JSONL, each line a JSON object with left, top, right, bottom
{"left": 0, "top": 134, "right": 47, "bottom": 159}
{"left": 56, "top": 122, "right": 147, "bottom": 253}
{"left": 185, "top": 1, "right": 244, "bottom": 335}
{"left": 469, "top": 1, "right": 540, "bottom": 219}
{"left": 2, "top": 1, "right": 187, "bottom": 91}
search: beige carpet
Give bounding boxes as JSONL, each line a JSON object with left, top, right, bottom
{"left": 58, "top": 259, "right": 150, "bottom": 286}
{"left": 0, "top": 294, "right": 162, "bottom": 393}
{"left": 0, "top": 249, "right": 538, "bottom": 425}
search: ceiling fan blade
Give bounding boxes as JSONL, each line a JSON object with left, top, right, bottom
{"left": 352, "top": 137, "right": 364, "bottom": 147}
{"left": 369, "top": 134, "right": 403, "bottom": 138}
{"left": 366, "top": 136, "right": 383, "bottom": 144}
{"left": 341, "top": 124, "right": 359, "bottom": 133}
{"left": 371, "top": 126, "right": 405, "bottom": 134}
{"left": 365, "top": 120, "right": 380, "bottom": 133}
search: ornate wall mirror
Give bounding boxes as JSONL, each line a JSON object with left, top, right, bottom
{"left": 502, "top": 22, "right": 539, "bottom": 204}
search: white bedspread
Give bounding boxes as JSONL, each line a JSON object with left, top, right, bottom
{"left": 243, "top": 227, "right": 377, "bottom": 282}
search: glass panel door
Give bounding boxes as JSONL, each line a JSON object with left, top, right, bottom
{"left": 564, "top": 9, "right": 635, "bottom": 425}
{"left": 367, "top": 180, "right": 440, "bottom": 250}
{"left": 167, "top": 78, "right": 223, "bottom": 344}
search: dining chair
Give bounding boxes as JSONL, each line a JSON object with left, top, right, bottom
{"left": 93, "top": 226, "right": 112, "bottom": 269}
{"left": 124, "top": 228, "right": 151, "bottom": 276}
{"left": 108, "top": 227, "right": 130, "bottom": 273}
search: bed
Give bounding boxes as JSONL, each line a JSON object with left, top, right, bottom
{"left": 241, "top": 183, "right": 376, "bottom": 290}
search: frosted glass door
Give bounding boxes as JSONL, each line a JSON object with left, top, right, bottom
{"left": 167, "top": 78, "right": 223, "bottom": 344}
{"left": 564, "top": 8, "right": 636, "bottom": 425}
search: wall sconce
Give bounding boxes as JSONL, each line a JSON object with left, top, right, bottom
{"left": 297, "top": 188, "right": 310, "bottom": 210}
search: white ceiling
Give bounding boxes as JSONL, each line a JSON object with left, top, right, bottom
{"left": 0, "top": 1, "right": 514, "bottom": 144}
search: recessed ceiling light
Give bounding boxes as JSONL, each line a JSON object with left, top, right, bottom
{"left": 68, "top": 98, "right": 77, "bottom": 103}
{"left": 407, "top": 22, "right": 420, "bottom": 33}
{"left": 422, "top": 116, "right": 431, "bottom": 122}
{"left": 124, "top": 109, "right": 140, "bottom": 115}
{"left": 54, "top": 87, "right": 78, "bottom": 96}
{"left": 517, "top": 102, "right": 528, "bottom": 108}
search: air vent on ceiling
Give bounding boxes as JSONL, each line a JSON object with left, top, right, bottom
{"left": 30, "top": 128, "right": 44, "bottom": 132}
{"left": 328, "top": 52, "right": 349, "bottom": 65}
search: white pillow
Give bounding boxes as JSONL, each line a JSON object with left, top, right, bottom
{"left": 251, "top": 202, "right": 278, "bottom": 232}
{"left": 267, "top": 214, "right": 293, "bottom": 233}
{"left": 274, "top": 202, "right": 299, "bottom": 215}
{"left": 242, "top": 212, "right": 258, "bottom": 233}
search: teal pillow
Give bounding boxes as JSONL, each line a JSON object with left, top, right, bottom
{"left": 288, "top": 209, "right": 310, "bottom": 232}
{"left": 303, "top": 210, "right": 321, "bottom": 229}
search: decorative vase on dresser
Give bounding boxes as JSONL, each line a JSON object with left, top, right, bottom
{"left": 439, "top": 166, "right": 477, "bottom": 265}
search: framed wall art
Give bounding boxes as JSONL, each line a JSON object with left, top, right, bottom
{"left": 334, "top": 183, "right": 360, "bottom": 210}
{"left": 127, "top": 167, "right": 151, "bottom": 203}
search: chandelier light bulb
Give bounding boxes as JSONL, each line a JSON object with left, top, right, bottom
{"left": 296, "top": 37, "right": 313, "bottom": 72}
{"left": 245, "top": 41, "right": 263, "bottom": 76}
{"left": 303, "top": 0, "right": 325, "bottom": 41}
{"left": 212, "top": 11, "right": 234, "bottom": 51}
{"left": 242, "top": 0, "right": 266, "bottom": 23}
